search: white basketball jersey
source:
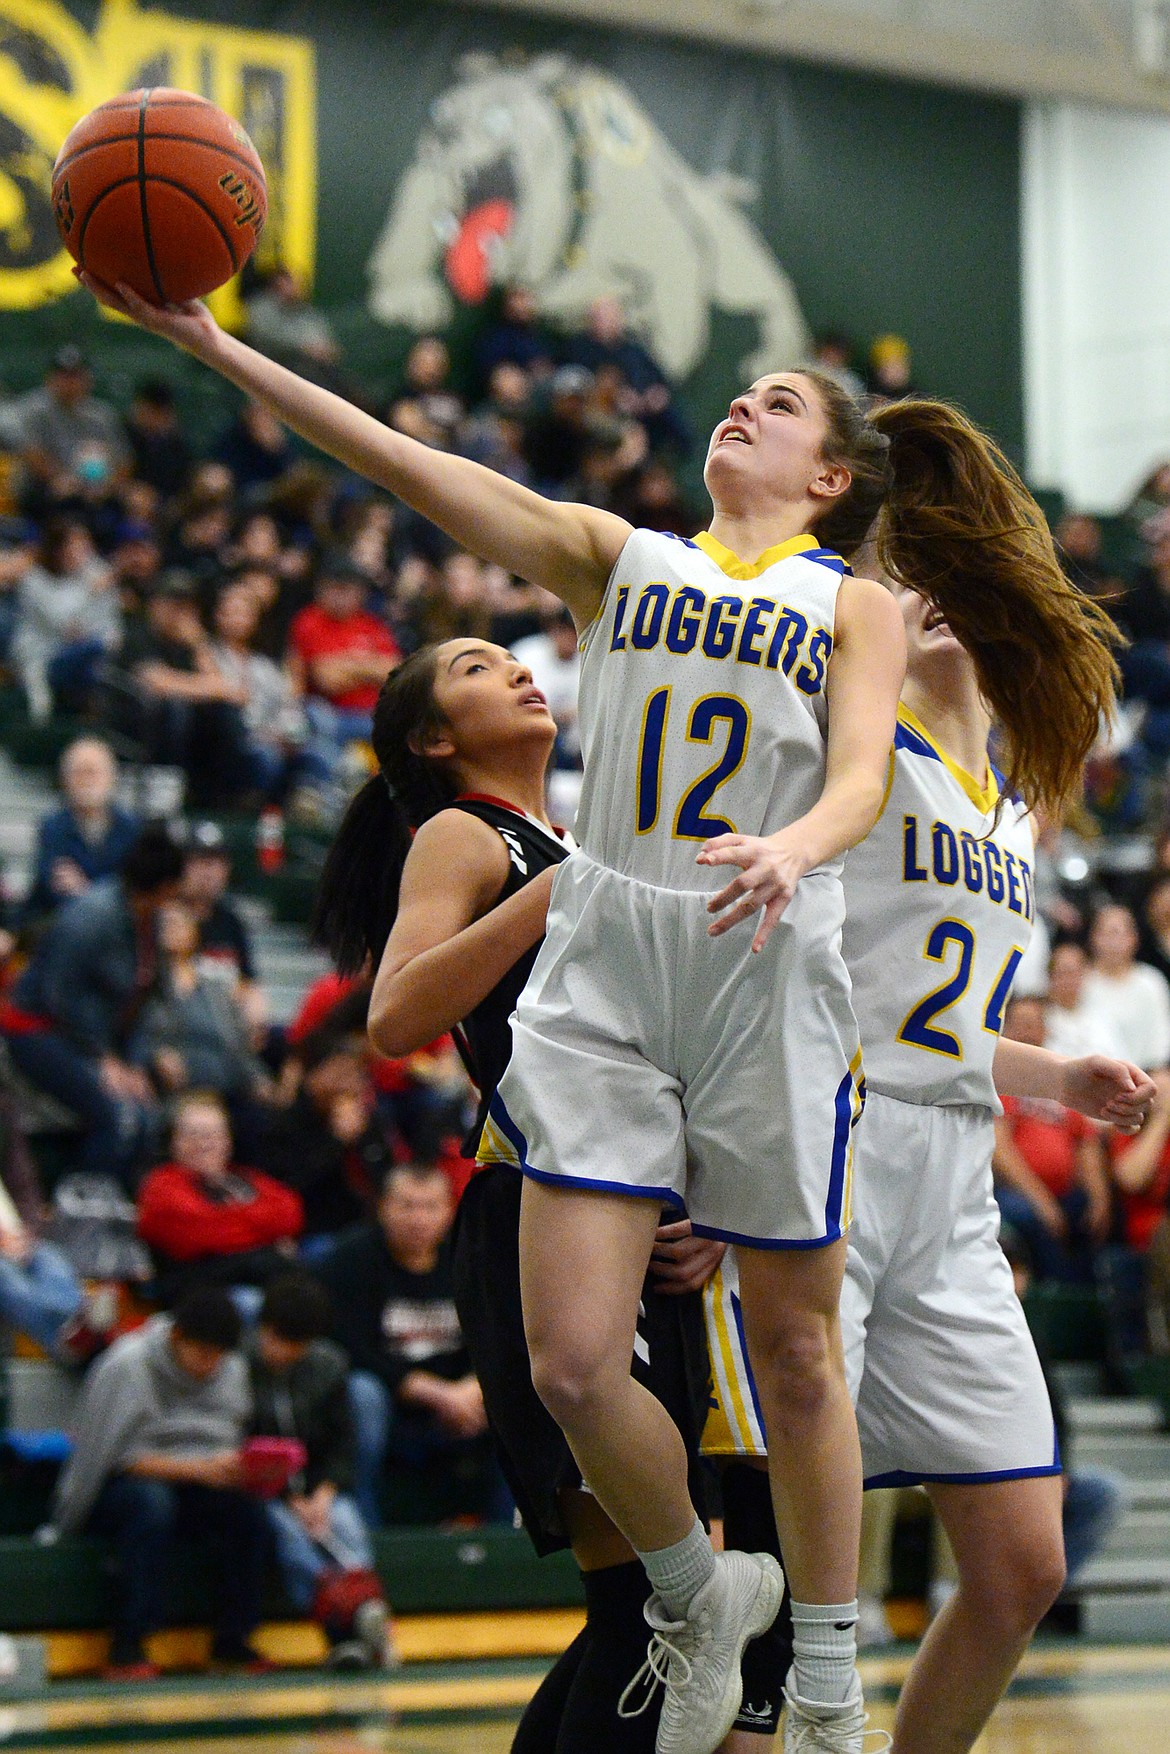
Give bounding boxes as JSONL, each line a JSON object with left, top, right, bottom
{"left": 575, "top": 528, "right": 848, "bottom": 891}
{"left": 843, "top": 705, "right": 1034, "bottom": 1109}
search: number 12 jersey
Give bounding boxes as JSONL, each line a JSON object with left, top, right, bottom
{"left": 574, "top": 527, "right": 850, "bottom": 890}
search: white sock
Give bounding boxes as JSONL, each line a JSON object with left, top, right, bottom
{"left": 636, "top": 1518, "right": 716, "bottom": 1621}
{"left": 790, "top": 1599, "right": 859, "bottom": 1706}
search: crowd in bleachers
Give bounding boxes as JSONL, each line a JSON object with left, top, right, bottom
{"left": 2, "top": 275, "right": 1170, "bottom": 1671}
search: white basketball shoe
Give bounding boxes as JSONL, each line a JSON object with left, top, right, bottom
{"left": 618, "top": 1548, "right": 784, "bottom": 1754}
{"left": 782, "top": 1672, "right": 892, "bottom": 1752}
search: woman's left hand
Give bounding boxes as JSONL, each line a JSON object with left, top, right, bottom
{"left": 650, "top": 1218, "right": 726, "bottom": 1294}
{"left": 1059, "top": 1056, "right": 1157, "bottom": 1131}
{"left": 697, "top": 834, "right": 808, "bottom": 953}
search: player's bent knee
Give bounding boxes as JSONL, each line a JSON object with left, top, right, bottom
{"left": 748, "top": 1316, "right": 839, "bottom": 1422}
{"left": 527, "top": 1339, "right": 612, "bottom": 1430}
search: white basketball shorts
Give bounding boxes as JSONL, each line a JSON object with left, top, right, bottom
{"left": 481, "top": 849, "right": 863, "bottom": 1248}
{"left": 704, "top": 1091, "right": 1059, "bottom": 1483}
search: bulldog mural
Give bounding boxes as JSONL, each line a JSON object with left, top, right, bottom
{"left": 367, "top": 52, "right": 810, "bottom": 381}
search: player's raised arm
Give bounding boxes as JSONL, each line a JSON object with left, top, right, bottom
{"left": 75, "top": 273, "right": 631, "bottom": 628}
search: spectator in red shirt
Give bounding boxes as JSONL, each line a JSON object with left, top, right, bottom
{"left": 992, "top": 996, "right": 1113, "bottom": 1281}
{"left": 288, "top": 556, "right": 399, "bottom": 811}
{"left": 1111, "top": 1068, "right": 1170, "bottom": 1251}
{"left": 137, "top": 1090, "right": 302, "bottom": 1306}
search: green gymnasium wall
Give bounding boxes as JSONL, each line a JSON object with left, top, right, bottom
{"left": 3, "top": 0, "right": 1023, "bottom": 460}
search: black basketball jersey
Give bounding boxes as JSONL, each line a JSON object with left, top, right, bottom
{"left": 450, "top": 795, "right": 571, "bottom": 1154}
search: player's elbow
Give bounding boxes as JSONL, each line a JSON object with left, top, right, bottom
{"left": 367, "top": 992, "right": 418, "bottom": 1060}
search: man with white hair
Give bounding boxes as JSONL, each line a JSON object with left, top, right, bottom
{"left": 22, "top": 739, "right": 141, "bottom": 923}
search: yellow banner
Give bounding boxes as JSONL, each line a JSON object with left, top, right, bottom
{"left": 0, "top": 0, "right": 315, "bottom": 321}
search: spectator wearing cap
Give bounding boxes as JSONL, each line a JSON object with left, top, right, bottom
{"left": 179, "top": 821, "right": 269, "bottom": 1050}
{"left": 23, "top": 737, "right": 141, "bottom": 924}
{"left": 16, "top": 346, "right": 130, "bottom": 518}
{"left": 520, "top": 365, "right": 598, "bottom": 493}
{"left": 287, "top": 556, "right": 400, "bottom": 808}
{"left": 109, "top": 518, "right": 163, "bottom": 616}
{"left": 137, "top": 1091, "right": 300, "bottom": 1305}
{"left": 116, "top": 571, "right": 258, "bottom": 808}
{"left": 248, "top": 1273, "right": 394, "bottom": 1667}
{"left": 11, "top": 516, "right": 120, "bottom": 721}
{"left": 47, "top": 1287, "right": 267, "bottom": 1679}
{"left": 0, "top": 825, "right": 185, "bottom": 1187}
{"left": 123, "top": 379, "right": 192, "bottom": 500}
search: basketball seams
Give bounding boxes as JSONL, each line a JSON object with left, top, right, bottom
{"left": 75, "top": 175, "right": 237, "bottom": 292}
{"left": 137, "top": 90, "right": 167, "bottom": 303}
{"left": 54, "top": 134, "right": 263, "bottom": 182}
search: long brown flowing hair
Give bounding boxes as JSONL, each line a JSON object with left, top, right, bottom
{"left": 804, "top": 374, "right": 1121, "bottom": 817}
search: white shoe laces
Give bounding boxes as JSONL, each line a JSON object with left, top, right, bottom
{"left": 785, "top": 1697, "right": 892, "bottom": 1753}
{"left": 617, "top": 1628, "right": 695, "bottom": 1719}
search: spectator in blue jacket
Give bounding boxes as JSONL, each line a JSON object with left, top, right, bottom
{"left": 1, "top": 825, "right": 185, "bottom": 1186}
{"left": 23, "top": 738, "right": 141, "bottom": 924}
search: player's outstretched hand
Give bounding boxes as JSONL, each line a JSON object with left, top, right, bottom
{"left": 698, "top": 832, "right": 807, "bottom": 952}
{"left": 74, "top": 268, "right": 221, "bottom": 358}
{"left": 1059, "top": 1055, "right": 1157, "bottom": 1132}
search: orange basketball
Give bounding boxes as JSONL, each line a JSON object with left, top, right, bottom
{"left": 51, "top": 88, "right": 267, "bottom": 305}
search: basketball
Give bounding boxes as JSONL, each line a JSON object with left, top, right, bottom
{"left": 51, "top": 88, "right": 267, "bottom": 305}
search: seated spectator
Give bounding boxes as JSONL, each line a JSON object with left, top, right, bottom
{"left": 1084, "top": 904, "right": 1170, "bottom": 1070}
{"left": 123, "top": 379, "right": 191, "bottom": 500}
{"left": 866, "top": 332, "right": 917, "bottom": 402}
{"left": 259, "top": 1045, "right": 392, "bottom": 1242}
{"left": 1, "top": 826, "right": 185, "bottom": 1186}
{"left": 287, "top": 557, "right": 400, "bottom": 807}
{"left": 22, "top": 738, "right": 141, "bottom": 925}
{"left": 1110, "top": 1068, "right": 1170, "bottom": 1252}
{"left": 390, "top": 337, "right": 464, "bottom": 446}
{"left": 520, "top": 365, "right": 597, "bottom": 492}
{"left": 214, "top": 399, "right": 293, "bottom": 494}
{"left": 1043, "top": 941, "right": 1127, "bottom": 1060}
{"left": 137, "top": 1091, "right": 300, "bottom": 1304}
{"left": 318, "top": 1162, "right": 493, "bottom": 1529}
{"left": 248, "top": 1273, "right": 394, "bottom": 1667}
{"left": 0, "top": 1065, "right": 111, "bottom": 1361}
{"left": 992, "top": 996, "right": 1112, "bottom": 1281}
{"left": 47, "top": 1288, "right": 268, "bottom": 1678}
{"left": 16, "top": 346, "right": 130, "bottom": 519}
{"left": 474, "top": 284, "right": 556, "bottom": 388}
{"left": 609, "top": 457, "right": 697, "bottom": 537}
{"left": 457, "top": 362, "right": 534, "bottom": 485}
{"left": 807, "top": 331, "right": 865, "bottom": 402}
{"left": 209, "top": 578, "right": 309, "bottom": 803}
{"left": 129, "top": 903, "right": 271, "bottom": 1134}
{"left": 1054, "top": 512, "right": 1122, "bottom": 606}
{"left": 561, "top": 294, "right": 690, "bottom": 455}
{"left": 160, "top": 470, "right": 234, "bottom": 592}
{"left": 244, "top": 265, "right": 342, "bottom": 381}
{"left": 12, "top": 516, "right": 120, "bottom": 720}
{"left": 116, "top": 571, "right": 256, "bottom": 808}
{"left": 109, "top": 518, "right": 163, "bottom": 615}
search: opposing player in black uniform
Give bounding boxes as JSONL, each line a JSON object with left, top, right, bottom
{"left": 314, "top": 636, "right": 717, "bottom": 1752}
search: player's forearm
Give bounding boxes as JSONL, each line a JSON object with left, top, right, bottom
{"left": 993, "top": 1037, "right": 1068, "bottom": 1103}
{"left": 370, "top": 879, "right": 551, "bottom": 1058}
{"left": 775, "top": 766, "right": 888, "bottom": 872}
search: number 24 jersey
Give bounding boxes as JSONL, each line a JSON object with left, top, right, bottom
{"left": 843, "top": 704, "right": 1035, "bottom": 1110}
{"left": 575, "top": 526, "right": 849, "bottom": 892}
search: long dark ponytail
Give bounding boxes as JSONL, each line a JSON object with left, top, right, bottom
{"left": 312, "top": 646, "right": 458, "bottom": 974}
